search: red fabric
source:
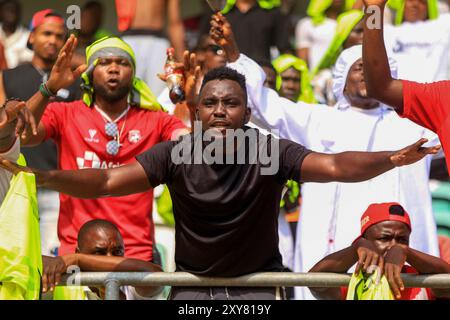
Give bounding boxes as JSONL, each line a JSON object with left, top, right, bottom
{"left": 360, "top": 202, "right": 411, "bottom": 236}
{"left": 41, "top": 101, "right": 185, "bottom": 261}
{"left": 341, "top": 266, "right": 433, "bottom": 300}
{"left": 30, "top": 9, "right": 64, "bottom": 30}
{"left": 401, "top": 80, "right": 450, "bottom": 175}
{"left": 439, "top": 235, "right": 450, "bottom": 265}
{"left": 115, "top": 0, "right": 137, "bottom": 32}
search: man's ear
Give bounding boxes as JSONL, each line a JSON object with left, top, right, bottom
{"left": 244, "top": 107, "right": 251, "bottom": 124}
{"left": 28, "top": 32, "right": 35, "bottom": 48}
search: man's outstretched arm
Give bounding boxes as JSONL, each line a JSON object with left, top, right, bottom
{"left": 0, "top": 159, "right": 151, "bottom": 198}
{"left": 362, "top": 0, "right": 404, "bottom": 111}
{"left": 301, "top": 138, "right": 440, "bottom": 183}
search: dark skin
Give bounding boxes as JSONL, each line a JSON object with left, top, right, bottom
{"left": 0, "top": 100, "right": 37, "bottom": 151}
{"left": 362, "top": 1, "right": 405, "bottom": 111}
{"left": 343, "top": 20, "right": 364, "bottom": 49}
{"left": 262, "top": 66, "right": 276, "bottom": 90}
{"left": 0, "top": 73, "right": 442, "bottom": 195}
{"left": 0, "top": 20, "right": 68, "bottom": 105}
{"left": 403, "top": 0, "right": 428, "bottom": 23}
{"left": 0, "top": 1, "right": 21, "bottom": 36}
{"left": 41, "top": 226, "right": 162, "bottom": 298}
{"left": 309, "top": 220, "right": 450, "bottom": 300}
{"left": 279, "top": 67, "right": 301, "bottom": 102}
{"left": 344, "top": 58, "right": 380, "bottom": 110}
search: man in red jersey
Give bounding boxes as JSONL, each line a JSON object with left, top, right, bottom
{"left": 19, "top": 35, "right": 188, "bottom": 263}
{"left": 362, "top": 0, "right": 450, "bottom": 174}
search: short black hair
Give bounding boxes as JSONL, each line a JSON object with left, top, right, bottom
{"left": 83, "top": 0, "right": 103, "bottom": 11}
{"left": 77, "top": 219, "right": 121, "bottom": 246}
{"left": 200, "top": 67, "right": 248, "bottom": 105}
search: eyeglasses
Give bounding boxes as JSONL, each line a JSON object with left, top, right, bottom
{"left": 205, "top": 44, "right": 224, "bottom": 56}
{"left": 105, "top": 122, "right": 120, "bottom": 156}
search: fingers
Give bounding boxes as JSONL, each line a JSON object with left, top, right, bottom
{"left": 386, "top": 264, "right": 401, "bottom": 299}
{"left": 355, "top": 250, "right": 366, "bottom": 274}
{"left": 183, "top": 50, "right": 190, "bottom": 72}
{"left": 73, "top": 64, "right": 88, "bottom": 79}
{"left": 421, "top": 144, "right": 442, "bottom": 155}
{"left": 157, "top": 73, "right": 167, "bottom": 82}
{"left": 14, "top": 112, "right": 25, "bottom": 137}
{"left": 0, "top": 108, "right": 8, "bottom": 128}
{"left": 42, "top": 267, "right": 49, "bottom": 293}
{"left": 189, "top": 53, "right": 197, "bottom": 74}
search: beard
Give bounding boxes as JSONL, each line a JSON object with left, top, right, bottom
{"left": 93, "top": 82, "right": 130, "bottom": 102}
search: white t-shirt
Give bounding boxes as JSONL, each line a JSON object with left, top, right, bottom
{"left": 295, "top": 17, "right": 336, "bottom": 70}
{"left": 0, "top": 138, "right": 20, "bottom": 202}
{"left": 0, "top": 25, "right": 33, "bottom": 69}
{"left": 385, "top": 14, "right": 450, "bottom": 82}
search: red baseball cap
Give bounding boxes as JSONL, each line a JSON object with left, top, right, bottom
{"left": 360, "top": 202, "right": 412, "bottom": 236}
{"left": 27, "top": 9, "right": 65, "bottom": 49}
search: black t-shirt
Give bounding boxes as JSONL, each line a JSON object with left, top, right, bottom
{"left": 200, "top": 5, "right": 291, "bottom": 66}
{"left": 2, "top": 63, "right": 82, "bottom": 170}
{"left": 136, "top": 128, "right": 311, "bottom": 277}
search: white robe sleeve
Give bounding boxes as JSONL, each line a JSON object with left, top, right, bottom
{"left": 227, "top": 54, "right": 328, "bottom": 149}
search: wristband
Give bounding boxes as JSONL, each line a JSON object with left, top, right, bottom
{"left": 1, "top": 97, "right": 22, "bottom": 109}
{"left": 39, "top": 82, "right": 57, "bottom": 98}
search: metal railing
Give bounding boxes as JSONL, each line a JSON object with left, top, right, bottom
{"left": 59, "top": 272, "right": 450, "bottom": 300}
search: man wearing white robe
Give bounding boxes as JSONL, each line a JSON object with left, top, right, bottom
{"left": 227, "top": 46, "right": 440, "bottom": 300}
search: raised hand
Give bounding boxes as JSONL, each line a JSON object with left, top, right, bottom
{"left": 390, "top": 138, "right": 441, "bottom": 167}
{"left": 46, "top": 34, "right": 87, "bottom": 94}
{"left": 182, "top": 51, "right": 202, "bottom": 111}
{"left": 362, "top": 0, "right": 388, "bottom": 6}
{"left": 384, "top": 244, "right": 408, "bottom": 299}
{"left": 209, "top": 12, "right": 240, "bottom": 62}
{"left": 0, "top": 100, "right": 37, "bottom": 139}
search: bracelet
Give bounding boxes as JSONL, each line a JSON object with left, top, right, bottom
{"left": 1, "top": 97, "right": 22, "bottom": 109}
{"left": 39, "top": 82, "right": 57, "bottom": 98}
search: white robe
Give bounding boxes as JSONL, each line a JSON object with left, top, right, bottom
{"left": 384, "top": 13, "right": 450, "bottom": 82}
{"left": 229, "top": 54, "right": 440, "bottom": 300}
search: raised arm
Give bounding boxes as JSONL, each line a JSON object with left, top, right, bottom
{"left": 167, "top": 0, "right": 186, "bottom": 61}
{"left": 22, "top": 35, "right": 86, "bottom": 146}
{"left": 362, "top": 0, "right": 403, "bottom": 110}
{"left": 301, "top": 138, "right": 440, "bottom": 183}
{"left": 0, "top": 158, "right": 151, "bottom": 198}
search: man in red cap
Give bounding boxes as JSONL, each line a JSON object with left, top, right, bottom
{"left": 308, "top": 202, "right": 450, "bottom": 300}
{"left": 0, "top": 9, "right": 82, "bottom": 257}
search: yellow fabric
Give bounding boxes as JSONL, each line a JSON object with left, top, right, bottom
{"left": 155, "top": 185, "right": 175, "bottom": 227}
{"left": 0, "top": 155, "right": 42, "bottom": 300}
{"left": 53, "top": 286, "right": 87, "bottom": 300}
{"left": 307, "top": 0, "right": 356, "bottom": 25}
{"left": 346, "top": 270, "right": 394, "bottom": 300}
{"left": 388, "top": 0, "right": 439, "bottom": 25}
{"left": 272, "top": 54, "right": 316, "bottom": 103}
{"left": 81, "top": 36, "right": 163, "bottom": 111}
{"left": 221, "top": 0, "right": 281, "bottom": 14}
{"left": 313, "top": 9, "right": 364, "bottom": 75}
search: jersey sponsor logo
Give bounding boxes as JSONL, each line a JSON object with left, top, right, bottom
{"left": 84, "top": 129, "right": 100, "bottom": 143}
{"left": 128, "top": 130, "right": 141, "bottom": 144}
{"left": 76, "top": 151, "right": 121, "bottom": 169}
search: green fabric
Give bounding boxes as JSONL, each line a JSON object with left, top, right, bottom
{"left": 307, "top": 0, "right": 356, "bottom": 25}
{"left": 280, "top": 180, "right": 300, "bottom": 208}
{"left": 346, "top": 270, "right": 394, "bottom": 300}
{"left": 313, "top": 9, "right": 364, "bottom": 75}
{"left": 272, "top": 54, "right": 316, "bottom": 103}
{"left": 53, "top": 286, "right": 87, "bottom": 300}
{"left": 221, "top": 0, "right": 281, "bottom": 14}
{"left": 431, "top": 181, "right": 450, "bottom": 237}
{"left": 81, "top": 36, "right": 163, "bottom": 111}
{"left": 155, "top": 185, "right": 175, "bottom": 227}
{"left": 0, "top": 155, "right": 42, "bottom": 300}
{"left": 388, "top": 0, "right": 439, "bottom": 25}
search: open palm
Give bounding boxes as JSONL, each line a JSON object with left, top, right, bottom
{"left": 46, "top": 35, "right": 87, "bottom": 93}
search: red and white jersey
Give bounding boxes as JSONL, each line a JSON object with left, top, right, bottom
{"left": 41, "top": 100, "right": 185, "bottom": 261}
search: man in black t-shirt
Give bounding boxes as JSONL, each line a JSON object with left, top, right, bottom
{"left": 0, "top": 67, "right": 441, "bottom": 300}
